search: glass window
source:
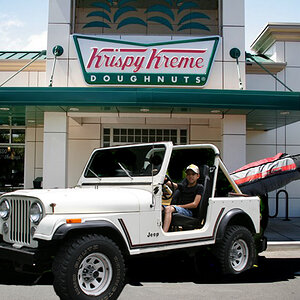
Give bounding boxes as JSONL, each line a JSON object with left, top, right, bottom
{"left": 0, "top": 128, "right": 25, "bottom": 190}
{"left": 0, "top": 147, "right": 24, "bottom": 188}
{"left": 85, "top": 144, "right": 166, "bottom": 178}
{"left": 0, "top": 128, "right": 25, "bottom": 144}
{"left": 104, "top": 127, "right": 187, "bottom": 147}
{"left": 103, "top": 128, "right": 110, "bottom": 135}
{"left": 12, "top": 129, "right": 25, "bottom": 143}
{"left": 0, "top": 129, "right": 9, "bottom": 143}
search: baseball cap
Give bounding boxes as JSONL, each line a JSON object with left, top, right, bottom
{"left": 185, "top": 164, "right": 199, "bottom": 174}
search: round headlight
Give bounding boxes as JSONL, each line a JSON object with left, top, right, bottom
{"left": 0, "top": 199, "right": 10, "bottom": 220}
{"left": 30, "top": 202, "right": 43, "bottom": 224}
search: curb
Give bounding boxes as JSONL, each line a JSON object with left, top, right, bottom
{"left": 266, "top": 241, "right": 300, "bottom": 251}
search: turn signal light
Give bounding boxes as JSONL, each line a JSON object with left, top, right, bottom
{"left": 66, "top": 218, "right": 82, "bottom": 224}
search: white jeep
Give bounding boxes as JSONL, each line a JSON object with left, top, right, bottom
{"left": 0, "top": 142, "right": 266, "bottom": 299}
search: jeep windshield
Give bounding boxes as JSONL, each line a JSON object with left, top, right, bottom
{"left": 84, "top": 144, "right": 166, "bottom": 178}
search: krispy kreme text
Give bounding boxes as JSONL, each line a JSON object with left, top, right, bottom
{"left": 86, "top": 48, "right": 206, "bottom": 73}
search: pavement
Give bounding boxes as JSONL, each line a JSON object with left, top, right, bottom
{"left": 265, "top": 217, "right": 300, "bottom": 250}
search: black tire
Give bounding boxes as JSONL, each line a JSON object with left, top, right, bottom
{"left": 215, "top": 225, "right": 255, "bottom": 275}
{"left": 52, "top": 234, "right": 125, "bottom": 300}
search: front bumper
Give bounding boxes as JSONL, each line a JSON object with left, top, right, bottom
{"left": 0, "top": 243, "right": 38, "bottom": 265}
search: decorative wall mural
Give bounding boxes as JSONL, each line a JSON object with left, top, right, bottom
{"left": 75, "top": 0, "right": 218, "bottom": 35}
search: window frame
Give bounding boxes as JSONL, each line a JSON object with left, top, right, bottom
{"left": 101, "top": 124, "right": 189, "bottom": 147}
{"left": 0, "top": 126, "right": 25, "bottom": 146}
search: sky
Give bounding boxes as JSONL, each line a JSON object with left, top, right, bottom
{"left": 0, "top": 0, "right": 299, "bottom": 52}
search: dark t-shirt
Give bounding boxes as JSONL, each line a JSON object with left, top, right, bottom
{"left": 177, "top": 180, "right": 204, "bottom": 216}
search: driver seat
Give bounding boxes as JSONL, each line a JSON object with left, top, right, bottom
{"left": 170, "top": 165, "right": 213, "bottom": 230}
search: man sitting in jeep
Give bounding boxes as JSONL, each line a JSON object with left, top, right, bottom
{"left": 163, "top": 164, "right": 204, "bottom": 232}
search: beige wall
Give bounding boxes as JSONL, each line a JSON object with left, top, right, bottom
{"left": 0, "top": 70, "right": 46, "bottom": 87}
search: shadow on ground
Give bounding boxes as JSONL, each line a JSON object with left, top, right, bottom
{"left": 125, "top": 254, "right": 300, "bottom": 285}
{"left": 0, "top": 254, "right": 299, "bottom": 286}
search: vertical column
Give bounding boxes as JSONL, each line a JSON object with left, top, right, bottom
{"left": 222, "top": 115, "right": 246, "bottom": 172}
{"left": 222, "top": 0, "right": 246, "bottom": 89}
{"left": 43, "top": 112, "right": 68, "bottom": 188}
{"left": 46, "top": 0, "right": 72, "bottom": 86}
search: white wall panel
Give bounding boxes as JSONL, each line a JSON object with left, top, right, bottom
{"left": 46, "top": 59, "right": 69, "bottom": 87}
{"left": 285, "top": 42, "right": 300, "bottom": 67}
{"left": 222, "top": 26, "right": 245, "bottom": 62}
{"left": 223, "top": 135, "right": 246, "bottom": 172}
{"left": 47, "top": 24, "right": 71, "bottom": 60}
{"left": 48, "top": 0, "right": 71, "bottom": 24}
{"left": 247, "top": 130, "right": 276, "bottom": 145}
{"left": 246, "top": 74, "right": 276, "bottom": 91}
{"left": 68, "top": 59, "right": 86, "bottom": 87}
{"left": 43, "top": 112, "right": 68, "bottom": 188}
{"left": 205, "top": 61, "right": 223, "bottom": 89}
{"left": 286, "top": 67, "right": 300, "bottom": 91}
{"left": 223, "top": 61, "right": 246, "bottom": 89}
{"left": 246, "top": 145, "right": 277, "bottom": 163}
{"left": 223, "top": 115, "right": 246, "bottom": 134}
{"left": 222, "top": 0, "right": 245, "bottom": 26}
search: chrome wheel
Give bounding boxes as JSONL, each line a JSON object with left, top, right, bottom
{"left": 78, "top": 252, "right": 113, "bottom": 296}
{"left": 229, "top": 239, "right": 249, "bottom": 272}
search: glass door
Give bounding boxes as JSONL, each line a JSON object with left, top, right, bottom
{"left": 0, "top": 128, "right": 25, "bottom": 192}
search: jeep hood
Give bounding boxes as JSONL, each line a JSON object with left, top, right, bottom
{"left": 4, "top": 187, "right": 150, "bottom": 214}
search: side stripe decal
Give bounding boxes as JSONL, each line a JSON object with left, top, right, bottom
{"left": 118, "top": 208, "right": 225, "bottom": 250}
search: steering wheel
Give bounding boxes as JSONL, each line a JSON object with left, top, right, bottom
{"left": 162, "top": 174, "right": 175, "bottom": 200}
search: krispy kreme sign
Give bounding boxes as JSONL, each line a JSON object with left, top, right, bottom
{"left": 73, "top": 35, "right": 220, "bottom": 87}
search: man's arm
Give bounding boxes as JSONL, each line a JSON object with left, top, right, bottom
{"left": 166, "top": 179, "right": 178, "bottom": 190}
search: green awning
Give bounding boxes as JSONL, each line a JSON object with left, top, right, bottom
{"left": 0, "top": 87, "right": 300, "bottom": 130}
{"left": 0, "top": 87, "right": 299, "bottom": 109}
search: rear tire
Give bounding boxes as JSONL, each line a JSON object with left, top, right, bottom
{"left": 215, "top": 225, "right": 255, "bottom": 275}
{"left": 52, "top": 234, "right": 125, "bottom": 300}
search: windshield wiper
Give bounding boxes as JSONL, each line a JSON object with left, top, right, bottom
{"left": 118, "top": 162, "right": 133, "bottom": 180}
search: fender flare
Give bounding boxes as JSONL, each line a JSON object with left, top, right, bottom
{"left": 53, "top": 220, "right": 120, "bottom": 239}
{"left": 52, "top": 220, "right": 128, "bottom": 253}
{"left": 216, "top": 209, "right": 256, "bottom": 242}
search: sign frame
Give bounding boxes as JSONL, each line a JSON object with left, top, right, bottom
{"left": 73, "top": 34, "right": 220, "bottom": 88}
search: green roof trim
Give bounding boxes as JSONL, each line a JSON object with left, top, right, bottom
{"left": 246, "top": 53, "right": 274, "bottom": 64}
{"left": 0, "top": 87, "right": 299, "bottom": 111}
{"left": 0, "top": 51, "right": 46, "bottom": 60}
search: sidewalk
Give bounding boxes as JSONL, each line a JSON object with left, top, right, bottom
{"left": 265, "top": 217, "right": 300, "bottom": 250}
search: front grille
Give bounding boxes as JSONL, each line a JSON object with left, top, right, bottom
{"left": 9, "top": 198, "right": 31, "bottom": 245}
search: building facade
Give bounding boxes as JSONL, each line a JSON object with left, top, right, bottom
{"left": 0, "top": 0, "right": 300, "bottom": 217}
